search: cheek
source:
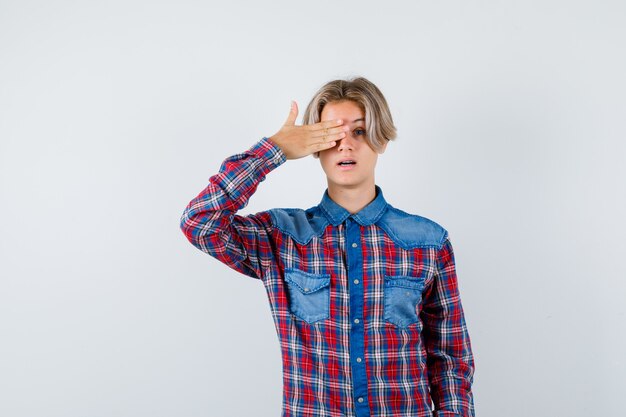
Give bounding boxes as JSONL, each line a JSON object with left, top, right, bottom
{"left": 319, "top": 154, "right": 334, "bottom": 170}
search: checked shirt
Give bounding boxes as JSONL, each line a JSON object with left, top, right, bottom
{"left": 180, "top": 137, "right": 475, "bottom": 417}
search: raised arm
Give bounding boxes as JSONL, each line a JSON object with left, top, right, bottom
{"left": 179, "top": 137, "right": 286, "bottom": 280}
{"left": 420, "top": 234, "right": 476, "bottom": 417}
{"left": 179, "top": 101, "right": 348, "bottom": 280}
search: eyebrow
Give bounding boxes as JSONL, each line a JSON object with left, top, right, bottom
{"left": 351, "top": 118, "right": 365, "bottom": 124}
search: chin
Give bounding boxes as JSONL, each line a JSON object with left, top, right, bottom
{"left": 328, "top": 177, "right": 364, "bottom": 188}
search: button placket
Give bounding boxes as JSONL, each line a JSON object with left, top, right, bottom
{"left": 345, "top": 217, "right": 370, "bottom": 416}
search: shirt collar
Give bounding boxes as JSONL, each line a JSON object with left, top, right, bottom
{"left": 319, "top": 184, "right": 389, "bottom": 226}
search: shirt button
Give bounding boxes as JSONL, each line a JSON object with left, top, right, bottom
{"left": 351, "top": 243, "right": 358, "bottom": 248}
{"left": 357, "top": 397, "right": 364, "bottom": 403}
{"left": 354, "top": 318, "right": 360, "bottom": 324}
{"left": 353, "top": 279, "right": 359, "bottom": 285}
{"left": 356, "top": 357, "right": 362, "bottom": 363}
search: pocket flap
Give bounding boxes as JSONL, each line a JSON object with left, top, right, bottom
{"left": 285, "top": 269, "right": 331, "bottom": 294}
{"left": 384, "top": 275, "right": 425, "bottom": 290}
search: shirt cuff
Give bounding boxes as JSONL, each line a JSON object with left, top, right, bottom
{"left": 248, "top": 136, "right": 287, "bottom": 170}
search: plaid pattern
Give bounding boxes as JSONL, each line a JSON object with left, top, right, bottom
{"left": 180, "top": 137, "right": 475, "bottom": 417}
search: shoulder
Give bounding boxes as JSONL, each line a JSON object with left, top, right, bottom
{"left": 378, "top": 204, "right": 448, "bottom": 250}
{"left": 267, "top": 206, "right": 329, "bottom": 245}
{"left": 266, "top": 203, "right": 448, "bottom": 249}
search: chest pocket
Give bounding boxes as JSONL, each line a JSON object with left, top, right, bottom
{"left": 383, "top": 274, "right": 426, "bottom": 328}
{"left": 284, "top": 268, "right": 331, "bottom": 324}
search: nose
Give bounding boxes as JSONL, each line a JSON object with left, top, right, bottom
{"left": 338, "top": 130, "right": 356, "bottom": 151}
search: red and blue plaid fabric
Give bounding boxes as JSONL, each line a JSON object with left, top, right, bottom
{"left": 180, "top": 137, "right": 475, "bottom": 417}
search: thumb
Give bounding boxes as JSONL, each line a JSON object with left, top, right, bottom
{"left": 283, "top": 100, "right": 298, "bottom": 126}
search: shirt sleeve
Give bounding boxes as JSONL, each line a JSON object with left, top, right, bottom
{"left": 420, "top": 233, "right": 476, "bottom": 417}
{"left": 179, "top": 136, "right": 287, "bottom": 281}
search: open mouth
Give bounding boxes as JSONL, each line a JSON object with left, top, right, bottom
{"left": 337, "top": 160, "right": 356, "bottom": 166}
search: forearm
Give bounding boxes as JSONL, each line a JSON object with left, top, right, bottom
{"left": 421, "top": 235, "right": 475, "bottom": 417}
{"left": 179, "top": 137, "right": 286, "bottom": 277}
{"left": 425, "top": 311, "right": 475, "bottom": 417}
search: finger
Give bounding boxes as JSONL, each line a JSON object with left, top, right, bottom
{"left": 310, "top": 125, "right": 348, "bottom": 138}
{"left": 312, "top": 118, "right": 344, "bottom": 130}
{"left": 313, "top": 139, "right": 337, "bottom": 151}
{"left": 311, "top": 132, "right": 346, "bottom": 144}
{"left": 310, "top": 132, "right": 342, "bottom": 149}
{"left": 283, "top": 100, "right": 298, "bottom": 126}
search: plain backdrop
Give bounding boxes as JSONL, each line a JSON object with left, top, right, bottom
{"left": 1, "top": 1, "right": 625, "bottom": 416}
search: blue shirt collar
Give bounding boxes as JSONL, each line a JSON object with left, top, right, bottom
{"left": 319, "top": 184, "right": 389, "bottom": 226}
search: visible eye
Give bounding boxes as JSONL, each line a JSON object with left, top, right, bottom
{"left": 354, "top": 128, "right": 366, "bottom": 136}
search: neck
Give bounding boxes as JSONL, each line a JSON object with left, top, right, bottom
{"left": 327, "top": 180, "right": 377, "bottom": 215}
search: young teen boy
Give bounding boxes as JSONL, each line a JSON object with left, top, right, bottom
{"left": 180, "top": 77, "right": 475, "bottom": 417}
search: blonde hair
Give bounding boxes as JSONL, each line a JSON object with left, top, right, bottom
{"left": 302, "top": 76, "right": 397, "bottom": 158}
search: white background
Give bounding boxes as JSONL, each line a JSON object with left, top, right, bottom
{"left": 1, "top": 1, "right": 624, "bottom": 416}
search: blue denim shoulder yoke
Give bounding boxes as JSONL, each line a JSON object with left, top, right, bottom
{"left": 268, "top": 204, "right": 447, "bottom": 250}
